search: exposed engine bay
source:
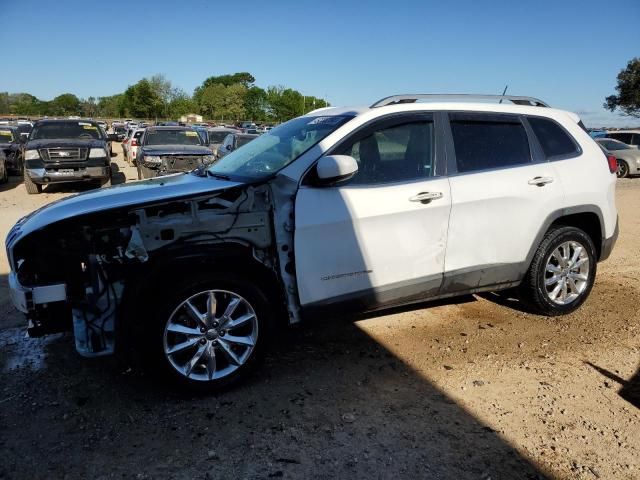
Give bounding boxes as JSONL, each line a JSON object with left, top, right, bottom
{"left": 9, "top": 179, "right": 300, "bottom": 357}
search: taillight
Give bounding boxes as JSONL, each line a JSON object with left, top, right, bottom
{"left": 607, "top": 155, "right": 617, "bottom": 174}
{"left": 131, "top": 139, "right": 138, "bottom": 146}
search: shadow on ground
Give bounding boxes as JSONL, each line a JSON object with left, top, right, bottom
{"left": 585, "top": 361, "right": 640, "bottom": 410}
{"left": 0, "top": 272, "right": 547, "bottom": 479}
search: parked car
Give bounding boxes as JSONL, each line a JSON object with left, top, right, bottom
{"left": 136, "top": 126, "right": 214, "bottom": 179}
{"left": 113, "top": 126, "right": 127, "bottom": 141}
{"left": 207, "top": 127, "right": 239, "bottom": 157}
{"left": 5, "top": 94, "right": 618, "bottom": 391}
{"left": 0, "top": 148, "right": 7, "bottom": 184}
{"left": 606, "top": 130, "right": 640, "bottom": 148}
{"left": 123, "top": 128, "right": 145, "bottom": 165}
{"left": 15, "top": 122, "right": 33, "bottom": 141}
{"left": 595, "top": 138, "right": 640, "bottom": 178}
{"left": 20, "top": 119, "right": 116, "bottom": 194}
{"left": 216, "top": 133, "right": 258, "bottom": 160}
{"left": 0, "top": 125, "right": 24, "bottom": 174}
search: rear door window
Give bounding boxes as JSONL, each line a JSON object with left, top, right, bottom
{"left": 528, "top": 117, "right": 579, "bottom": 159}
{"left": 449, "top": 113, "right": 531, "bottom": 173}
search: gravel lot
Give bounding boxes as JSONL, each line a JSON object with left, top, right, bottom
{"left": 0, "top": 144, "right": 638, "bottom": 479}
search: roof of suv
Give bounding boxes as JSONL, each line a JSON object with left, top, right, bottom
{"left": 305, "top": 94, "right": 581, "bottom": 126}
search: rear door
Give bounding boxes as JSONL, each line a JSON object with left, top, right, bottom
{"left": 294, "top": 113, "right": 452, "bottom": 310}
{"left": 443, "top": 112, "right": 564, "bottom": 291}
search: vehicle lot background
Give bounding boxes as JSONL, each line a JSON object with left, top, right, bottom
{"left": 0, "top": 144, "right": 638, "bottom": 479}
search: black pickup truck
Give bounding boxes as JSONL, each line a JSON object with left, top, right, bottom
{"left": 22, "top": 119, "right": 116, "bottom": 194}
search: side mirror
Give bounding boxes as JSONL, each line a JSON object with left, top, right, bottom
{"left": 107, "top": 133, "right": 119, "bottom": 142}
{"left": 316, "top": 155, "right": 358, "bottom": 185}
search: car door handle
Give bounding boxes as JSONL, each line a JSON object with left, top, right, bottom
{"left": 528, "top": 176, "right": 554, "bottom": 187}
{"left": 409, "top": 191, "right": 443, "bottom": 203}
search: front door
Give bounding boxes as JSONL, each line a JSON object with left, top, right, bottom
{"left": 294, "top": 114, "right": 452, "bottom": 310}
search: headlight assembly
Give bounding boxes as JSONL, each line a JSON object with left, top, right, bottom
{"left": 25, "top": 150, "right": 40, "bottom": 160}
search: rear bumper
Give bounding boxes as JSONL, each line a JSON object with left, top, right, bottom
{"left": 600, "top": 216, "right": 619, "bottom": 261}
{"left": 26, "top": 166, "right": 109, "bottom": 184}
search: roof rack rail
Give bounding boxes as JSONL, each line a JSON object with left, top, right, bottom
{"left": 371, "top": 94, "right": 550, "bottom": 108}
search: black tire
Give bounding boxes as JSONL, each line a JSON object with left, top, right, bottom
{"left": 23, "top": 170, "right": 42, "bottom": 194}
{"left": 145, "top": 271, "right": 272, "bottom": 392}
{"left": 617, "top": 159, "right": 629, "bottom": 178}
{"left": 520, "top": 226, "right": 597, "bottom": 316}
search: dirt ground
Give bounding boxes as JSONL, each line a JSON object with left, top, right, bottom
{"left": 0, "top": 144, "right": 638, "bottom": 480}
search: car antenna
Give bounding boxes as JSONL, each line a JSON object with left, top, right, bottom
{"left": 499, "top": 85, "right": 508, "bottom": 104}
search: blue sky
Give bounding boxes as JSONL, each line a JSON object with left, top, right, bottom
{"left": 1, "top": 0, "right": 638, "bottom": 126}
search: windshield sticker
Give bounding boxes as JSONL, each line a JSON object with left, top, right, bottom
{"left": 0, "top": 131, "right": 12, "bottom": 137}
{"left": 308, "top": 116, "right": 344, "bottom": 125}
{"left": 185, "top": 131, "right": 198, "bottom": 136}
{"left": 82, "top": 125, "right": 98, "bottom": 130}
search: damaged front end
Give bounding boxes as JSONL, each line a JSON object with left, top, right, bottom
{"left": 6, "top": 176, "right": 296, "bottom": 358}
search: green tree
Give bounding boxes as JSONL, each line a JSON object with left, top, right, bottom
{"left": 10, "top": 93, "right": 45, "bottom": 116}
{"left": 123, "top": 79, "right": 163, "bottom": 118}
{"left": 266, "top": 86, "right": 304, "bottom": 121}
{"left": 224, "top": 83, "right": 247, "bottom": 121}
{"left": 168, "top": 89, "right": 196, "bottom": 117}
{"left": 604, "top": 57, "right": 640, "bottom": 117}
{"left": 245, "top": 86, "right": 268, "bottom": 121}
{"left": 97, "top": 94, "right": 125, "bottom": 118}
{"left": 50, "top": 93, "right": 81, "bottom": 116}
{"left": 0, "top": 92, "right": 9, "bottom": 114}
{"left": 199, "top": 83, "right": 227, "bottom": 119}
{"left": 80, "top": 96, "right": 98, "bottom": 117}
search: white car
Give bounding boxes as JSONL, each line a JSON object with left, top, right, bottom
{"left": 5, "top": 94, "right": 618, "bottom": 391}
{"left": 122, "top": 128, "right": 145, "bottom": 165}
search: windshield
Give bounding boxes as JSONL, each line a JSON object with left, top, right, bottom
{"left": 237, "top": 135, "right": 257, "bottom": 147}
{"left": 209, "top": 131, "right": 230, "bottom": 143}
{"left": 0, "top": 129, "right": 15, "bottom": 142}
{"left": 209, "top": 115, "right": 352, "bottom": 180}
{"left": 144, "top": 129, "right": 203, "bottom": 146}
{"left": 602, "top": 139, "right": 630, "bottom": 151}
{"left": 30, "top": 122, "right": 103, "bottom": 140}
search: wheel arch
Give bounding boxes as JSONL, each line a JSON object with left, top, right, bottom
{"left": 524, "top": 206, "right": 606, "bottom": 274}
{"left": 119, "top": 243, "right": 287, "bottom": 344}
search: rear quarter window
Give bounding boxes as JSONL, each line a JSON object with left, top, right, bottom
{"left": 528, "top": 117, "right": 580, "bottom": 159}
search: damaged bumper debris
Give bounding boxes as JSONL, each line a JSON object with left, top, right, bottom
{"left": 5, "top": 172, "right": 300, "bottom": 357}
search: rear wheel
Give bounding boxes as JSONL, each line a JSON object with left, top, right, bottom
{"left": 146, "top": 272, "right": 271, "bottom": 392}
{"left": 520, "top": 226, "right": 597, "bottom": 316}
{"left": 23, "top": 170, "right": 42, "bottom": 194}
{"left": 617, "top": 159, "right": 629, "bottom": 178}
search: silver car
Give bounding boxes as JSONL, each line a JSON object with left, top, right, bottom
{"left": 596, "top": 138, "right": 640, "bottom": 178}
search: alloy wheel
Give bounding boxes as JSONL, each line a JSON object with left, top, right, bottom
{"left": 617, "top": 160, "right": 628, "bottom": 178}
{"left": 163, "top": 289, "right": 259, "bottom": 382}
{"left": 544, "top": 241, "right": 590, "bottom": 305}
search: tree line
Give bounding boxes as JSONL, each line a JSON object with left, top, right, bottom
{"left": 0, "top": 72, "right": 329, "bottom": 122}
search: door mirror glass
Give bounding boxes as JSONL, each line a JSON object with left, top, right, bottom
{"left": 316, "top": 155, "right": 359, "bottom": 185}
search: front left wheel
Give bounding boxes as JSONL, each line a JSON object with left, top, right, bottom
{"left": 147, "top": 272, "right": 272, "bottom": 392}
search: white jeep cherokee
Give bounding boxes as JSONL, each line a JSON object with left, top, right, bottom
{"left": 5, "top": 94, "right": 618, "bottom": 390}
